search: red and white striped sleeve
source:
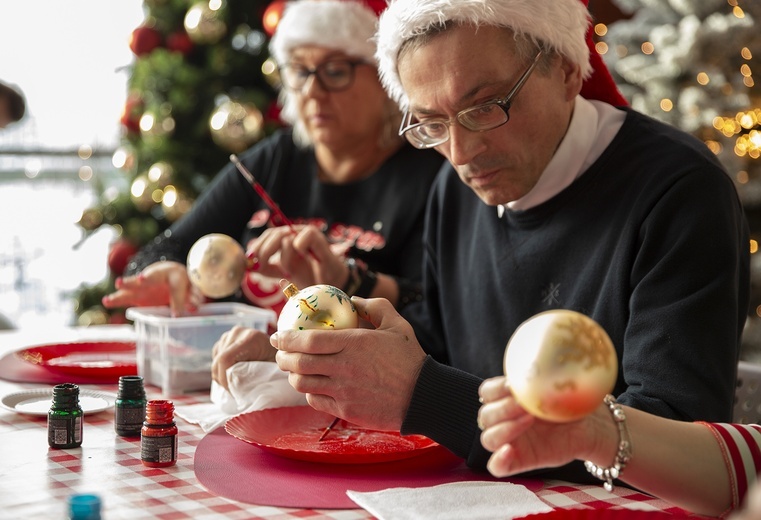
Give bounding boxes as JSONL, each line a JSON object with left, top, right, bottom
{"left": 699, "top": 422, "right": 761, "bottom": 514}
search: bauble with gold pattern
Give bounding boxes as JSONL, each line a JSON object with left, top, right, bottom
{"left": 504, "top": 309, "right": 617, "bottom": 423}
{"left": 277, "top": 283, "right": 358, "bottom": 331}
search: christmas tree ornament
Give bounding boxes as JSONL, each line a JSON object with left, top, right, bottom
{"left": 186, "top": 233, "right": 246, "bottom": 298}
{"left": 184, "top": 0, "right": 227, "bottom": 45}
{"left": 129, "top": 25, "right": 163, "bottom": 56}
{"left": 112, "top": 146, "right": 136, "bottom": 172}
{"left": 107, "top": 238, "right": 139, "bottom": 277}
{"left": 262, "top": 0, "right": 287, "bottom": 37}
{"left": 277, "top": 282, "right": 358, "bottom": 331}
{"left": 504, "top": 309, "right": 618, "bottom": 423}
{"left": 130, "top": 174, "right": 157, "bottom": 212}
{"left": 119, "top": 94, "right": 143, "bottom": 135}
{"left": 147, "top": 161, "right": 174, "bottom": 188}
{"left": 261, "top": 58, "right": 281, "bottom": 89}
{"left": 162, "top": 188, "right": 193, "bottom": 222}
{"left": 209, "top": 100, "right": 264, "bottom": 152}
{"left": 139, "top": 109, "right": 176, "bottom": 140}
{"left": 166, "top": 30, "right": 194, "bottom": 56}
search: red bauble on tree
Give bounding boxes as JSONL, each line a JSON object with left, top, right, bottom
{"left": 120, "top": 94, "right": 144, "bottom": 135}
{"left": 262, "top": 0, "right": 287, "bottom": 36}
{"left": 166, "top": 30, "right": 194, "bottom": 56}
{"left": 108, "top": 239, "right": 140, "bottom": 277}
{"left": 129, "top": 25, "right": 163, "bottom": 56}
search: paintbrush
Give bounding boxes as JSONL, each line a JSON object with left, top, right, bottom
{"left": 230, "top": 154, "right": 296, "bottom": 229}
{"left": 318, "top": 417, "right": 340, "bottom": 441}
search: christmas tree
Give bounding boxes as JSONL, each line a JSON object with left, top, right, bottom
{"left": 600, "top": 0, "right": 761, "bottom": 358}
{"left": 73, "top": 0, "right": 285, "bottom": 325}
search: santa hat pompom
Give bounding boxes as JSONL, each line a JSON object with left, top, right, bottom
{"left": 376, "top": 0, "right": 627, "bottom": 109}
{"left": 270, "top": 0, "right": 382, "bottom": 66}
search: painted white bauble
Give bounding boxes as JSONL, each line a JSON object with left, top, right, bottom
{"left": 186, "top": 233, "right": 246, "bottom": 299}
{"left": 277, "top": 283, "right": 358, "bottom": 331}
{"left": 504, "top": 310, "right": 617, "bottom": 423}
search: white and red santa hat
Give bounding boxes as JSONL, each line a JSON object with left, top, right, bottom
{"left": 375, "top": 0, "right": 628, "bottom": 110}
{"left": 269, "top": 0, "right": 387, "bottom": 67}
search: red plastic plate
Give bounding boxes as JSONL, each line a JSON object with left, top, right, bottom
{"left": 15, "top": 341, "right": 137, "bottom": 380}
{"left": 225, "top": 406, "right": 440, "bottom": 464}
{"left": 518, "top": 510, "right": 681, "bottom": 520}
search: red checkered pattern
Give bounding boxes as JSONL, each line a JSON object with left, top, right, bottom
{"left": 0, "top": 328, "right": 690, "bottom": 519}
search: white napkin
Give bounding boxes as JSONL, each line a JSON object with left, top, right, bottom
{"left": 174, "top": 361, "right": 307, "bottom": 432}
{"left": 346, "top": 481, "right": 553, "bottom": 520}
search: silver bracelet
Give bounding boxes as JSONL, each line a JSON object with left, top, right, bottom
{"left": 584, "top": 394, "right": 632, "bottom": 492}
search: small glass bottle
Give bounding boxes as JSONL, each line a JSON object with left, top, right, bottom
{"left": 48, "top": 383, "right": 83, "bottom": 449}
{"left": 67, "top": 493, "right": 101, "bottom": 520}
{"left": 141, "top": 399, "right": 178, "bottom": 467}
{"left": 114, "top": 375, "right": 146, "bottom": 437}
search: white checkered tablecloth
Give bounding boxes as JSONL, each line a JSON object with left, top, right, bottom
{"left": 0, "top": 328, "right": 691, "bottom": 519}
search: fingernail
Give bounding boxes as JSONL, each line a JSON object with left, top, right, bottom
{"left": 270, "top": 332, "right": 279, "bottom": 349}
{"left": 101, "top": 295, "right": 111, "bottom": 305}
{"left": 114, "top": 277, "right": 123, "bottom": 289}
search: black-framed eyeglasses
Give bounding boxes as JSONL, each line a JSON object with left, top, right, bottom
{"left": 399, "top": 50, "right": 543, "bottom": 149}
{"left": 279, "top": 59, "right": 370, "bottom": 93}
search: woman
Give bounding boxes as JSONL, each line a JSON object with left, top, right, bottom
{"left": 103, "top": 0, "right": 444, "bottom": 387}
{"left": 478, "top": 376, "right": 761, "bottom": 517}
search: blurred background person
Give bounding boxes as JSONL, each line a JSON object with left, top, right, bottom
{"left": 0, "top": 80, "right": 25, "bottom": 129}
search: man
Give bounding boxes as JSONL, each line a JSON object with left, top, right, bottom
{"left": 0, "top": 81, "right": 25, "bottom": 129}
{"left": 271, "top": 0, "right": 749, "bottom": 480}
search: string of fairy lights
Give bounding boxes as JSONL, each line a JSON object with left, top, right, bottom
{"left": 594, "top": 0, "right": 758, "bottom": 162}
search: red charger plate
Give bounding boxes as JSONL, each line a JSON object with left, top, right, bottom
{"left": 518, "top": 510, "right": 683, "bottom": 520}
{"left": 15, "top": 341, "right": 137, "bottom": 380}
{"left": 225, "top": 406, "right": 440, "bottom": 464}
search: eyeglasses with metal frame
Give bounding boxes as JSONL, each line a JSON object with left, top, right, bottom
{"left": 279, "top": 59, "right": 370, "bottom": 93}
{"left": 399, "top": 50, "right": 544, "bottom": 149}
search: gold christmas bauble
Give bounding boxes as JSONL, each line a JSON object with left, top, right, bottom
{"left": 209, "top": 100, "right": 264, "bottom": 153}
{"left": 504, "top": 310, "right": 617, "bottom": 423}
{"left": 130, "top": 174, "right": 157, "bottom": 211}
{"left": 184, "top": 1, "right": 227, "bottom": 45}
{"left": 186, "top": 233, "right": 246, "bottom": 298}
{"left": 277, "top": 283, "right": 358, "bottom": 331}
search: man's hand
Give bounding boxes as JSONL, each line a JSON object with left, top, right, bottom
{"left": 211, "top": 325, "right": 278, "bottom": 391}
{"left": 101, "top": 261, "right": 203, "bottom": 317}
{"left": 271, "top": 297, "right": 427, "bottom": 430}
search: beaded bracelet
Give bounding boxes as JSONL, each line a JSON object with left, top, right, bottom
{"left": 584, "top": 394, "right": 632, "bottom": 492}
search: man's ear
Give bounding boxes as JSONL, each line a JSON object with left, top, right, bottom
{"left": 560, "top": 57, "right": 584, "bottom": 101}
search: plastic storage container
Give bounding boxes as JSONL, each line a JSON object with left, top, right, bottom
{"left": 126, "top": 303, "right": 276, "bottom": 396}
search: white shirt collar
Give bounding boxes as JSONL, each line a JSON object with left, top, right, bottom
{"left": 497, "top": 97, "right": 626, "bottom": 217}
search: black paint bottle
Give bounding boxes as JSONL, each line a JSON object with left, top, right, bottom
{"left": 115, "top": 375, "right": 146, "bottom": 437}
{"left": 48, "top": 383, "right": 83, "bottom": 449}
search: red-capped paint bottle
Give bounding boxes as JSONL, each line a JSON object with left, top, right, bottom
{"left": 140, "top": 399, "right": 178, "bottom": 467}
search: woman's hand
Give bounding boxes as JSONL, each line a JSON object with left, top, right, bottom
{"left": 247, "top": 224, "right": 349, "bottom": 290}
{"left": 101, "top": 261, "right": 203, "bottom": 317}
{"left": 211, "top": 325, "right": 277, "bottom": 391}
{"left": 478, "top": 376, "right": 602, "bottom": 477}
